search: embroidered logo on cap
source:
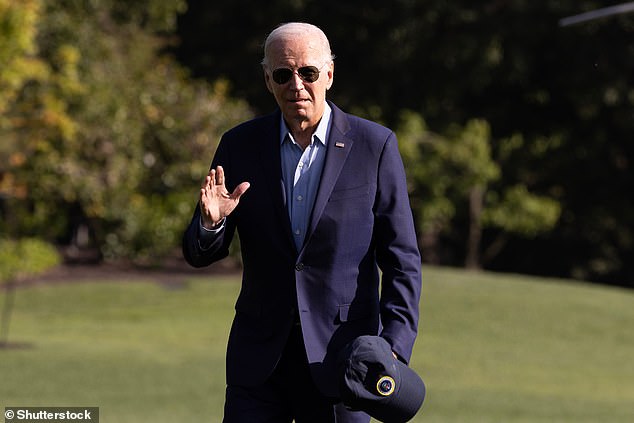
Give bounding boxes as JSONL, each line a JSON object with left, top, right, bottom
{"left": 376, "top": 376, "right": 396, "bottom": 396}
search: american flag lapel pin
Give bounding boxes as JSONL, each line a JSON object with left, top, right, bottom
{"left": 335, "top": 141, "right": 345, "bottom": 148}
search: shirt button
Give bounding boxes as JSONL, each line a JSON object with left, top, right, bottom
{"left": 297, "top": 195, "right": 303, "bottom": 201}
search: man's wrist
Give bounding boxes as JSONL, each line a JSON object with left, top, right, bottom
{"left": 200, "top": 216, "right": 225, "bottom": 232}
{"left": 202, "top": 218, "right": 222, "bottom": 230}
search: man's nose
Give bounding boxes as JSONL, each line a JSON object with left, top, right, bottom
{"left": 289, "top": 72, "right": 305, "bottom": 90}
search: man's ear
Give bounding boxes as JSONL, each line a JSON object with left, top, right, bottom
{"left": 326, "top": 62, "right": 334, "bottom": 91}
{"left": 263, "top": 67, "right": 274, "bottom": 93}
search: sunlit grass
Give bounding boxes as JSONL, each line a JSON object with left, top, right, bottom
{"left": 1, "top": 267, "right": 632, "bottom": 422}
{"left": 415, "top": 268, "right": 634, "bottom": 422}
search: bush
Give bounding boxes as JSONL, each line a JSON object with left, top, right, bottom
{"left": 0, "top": 238, "right": 61, "bottom": 283}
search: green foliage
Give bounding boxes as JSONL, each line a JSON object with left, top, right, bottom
{"left": 0, "top": 238, "right": 61, "bottom": 283}
{"left": 101, "top": 192, "right": 194, "bottom": 263}
{"left": 396, "top": 110, "right": 561, "bottom": 265}
{"left": 483, "top": 185, "right": 561, "bottom": 237}
{"left": 445, "top": 119, "right": 500, "bottom": 188}
{"left": 2, "top": 1, "right": 632, "bottom": 281}
{"left": 1, "top": 0, "right": 252, "bottom": 263}
{"left": 396, "top": 111, "right": 446, "bottom": 233}
{"left": 1, "top": 0, "right": 83, "bottom": 227}
{"left": 0, "top": 237, "right": 60, "bottom": 347}
{"left": 0, "top": 0, "right": 47, "bottom": 117}
{"left": 176, "top": 0, "right": 634, "bottom": 285}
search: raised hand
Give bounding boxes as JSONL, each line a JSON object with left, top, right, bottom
{"left": 199, "top": 166, "right": 250, "bottom": 229}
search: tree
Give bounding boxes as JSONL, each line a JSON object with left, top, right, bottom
{"left": 396, "top": 111, "right": 561, "bottom": 269}
{"left": 175, "top": 0, "right": 633, "bottom": 285}
{"left": 0, "top": 238, "right": 60, "bottom": 347}
{"left": 0, "top": 0, "right": 46, "bottom": 118}
{"left": 1, "top": 0, "right": 252, "bottom": 263}
{"left": 0, "top": 0, "right": 49, "bottom": 215}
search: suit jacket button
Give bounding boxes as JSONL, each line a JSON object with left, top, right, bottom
{"left": 295, "top": 263, "right": 304, "bottom": 271}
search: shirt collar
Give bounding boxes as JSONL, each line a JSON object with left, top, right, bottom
{"left": 279, "top": 102, "right": 332, "bottom": 147}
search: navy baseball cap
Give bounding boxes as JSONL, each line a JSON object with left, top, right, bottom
{"left": 338, "top": 336, "right": 426, "bottom": 423}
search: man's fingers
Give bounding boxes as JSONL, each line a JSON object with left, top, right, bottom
{"left": 216, "top": 166, "right": 225, "bottom": 186}
{"left": 202, "top": 169, "right": 216, "bottom": 190}
{"left": 231, "top": 182, "right": 251, "bottom": 200}
{"left": 202, "top": 166, "right": 227, "bottom": 189}
{"left": 201, "top": 166, "right": 248, "bottom": 207}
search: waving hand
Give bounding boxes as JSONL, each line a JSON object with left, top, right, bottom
{"left": 199, "top": 166, "right": 250, "bottom": 229}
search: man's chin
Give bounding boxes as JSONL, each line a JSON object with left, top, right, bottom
{"left": 284, "top": 108, "right": 310, "bottom": 121}
{"left": 287, "top": 102, "right": 309, "bottom": 112}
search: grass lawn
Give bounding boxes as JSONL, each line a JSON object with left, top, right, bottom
{"left": 1, "top": 266, "right": 633, "bottom": 422}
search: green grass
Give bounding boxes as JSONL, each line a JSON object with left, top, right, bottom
{"left": 1, "top": 267, "right": 633, "bottom": 422}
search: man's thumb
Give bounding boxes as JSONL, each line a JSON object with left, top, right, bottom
{"left": 232, "top": 182, "right": 250, "bottom": 199}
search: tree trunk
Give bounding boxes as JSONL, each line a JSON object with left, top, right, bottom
{"left": 0, "top": 280, "right": 16, "bottom": 347}
{"left": 420, "top": 226, "right": 442, "bottom": 265}
{"left": 465, "top": 185, "right": 484, "bottom": 269}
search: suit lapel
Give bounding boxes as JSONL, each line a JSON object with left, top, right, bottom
{"left": 256, "top": 111, "right": 297, "bottom": 252}
{"left": 304, "top": 104, "right": 353, "bottom": 248}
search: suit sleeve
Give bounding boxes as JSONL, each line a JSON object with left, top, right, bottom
{"left": 374, "top": 132, "right": 422, "bottom": 363}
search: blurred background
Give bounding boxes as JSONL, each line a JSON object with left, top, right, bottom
{"left": 1, "top": 0, "right": 633, "bottom": 287}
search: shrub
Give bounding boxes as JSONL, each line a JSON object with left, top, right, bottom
{"left": 0, "top": 238, "right": 61, "bottom": 283}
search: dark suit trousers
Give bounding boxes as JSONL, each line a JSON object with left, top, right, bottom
{"left": 222, "top": 324, "right": 370, "bottom": 423}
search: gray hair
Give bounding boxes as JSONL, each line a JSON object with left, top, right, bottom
{"left": 261, "top": 22, "right": 335, "bottom": 67}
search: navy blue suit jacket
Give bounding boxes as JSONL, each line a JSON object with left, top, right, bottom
{"left": 183, "top": 102, "right": 422, "bottom": 397}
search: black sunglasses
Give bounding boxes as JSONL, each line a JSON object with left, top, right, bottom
{"left": 271, "top": 65, "right": 322, "bottom": 84}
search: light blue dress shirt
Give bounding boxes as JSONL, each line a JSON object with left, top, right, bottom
{"left": 280, "top": 103, "right": 332, "bottom": 251}
{"left": 199, "top": 104, "right": 332, "bottom": 251}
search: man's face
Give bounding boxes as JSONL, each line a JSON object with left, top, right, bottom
{"left": 264, "top": 36, "right": 334, "bottom": 130}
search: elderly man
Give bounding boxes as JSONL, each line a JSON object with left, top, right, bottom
{"left": 183, "top": 22, "right": 422, "bottom": 423}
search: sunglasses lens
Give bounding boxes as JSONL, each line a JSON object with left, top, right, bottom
{"left": 271, "top": 66, "right": 321, "bottom": 84}
{"left": 272, "top": 68, "right": 293, "bottom": 84}
{"left": 298, "top": 66, "right": 320, "bottom": 82}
